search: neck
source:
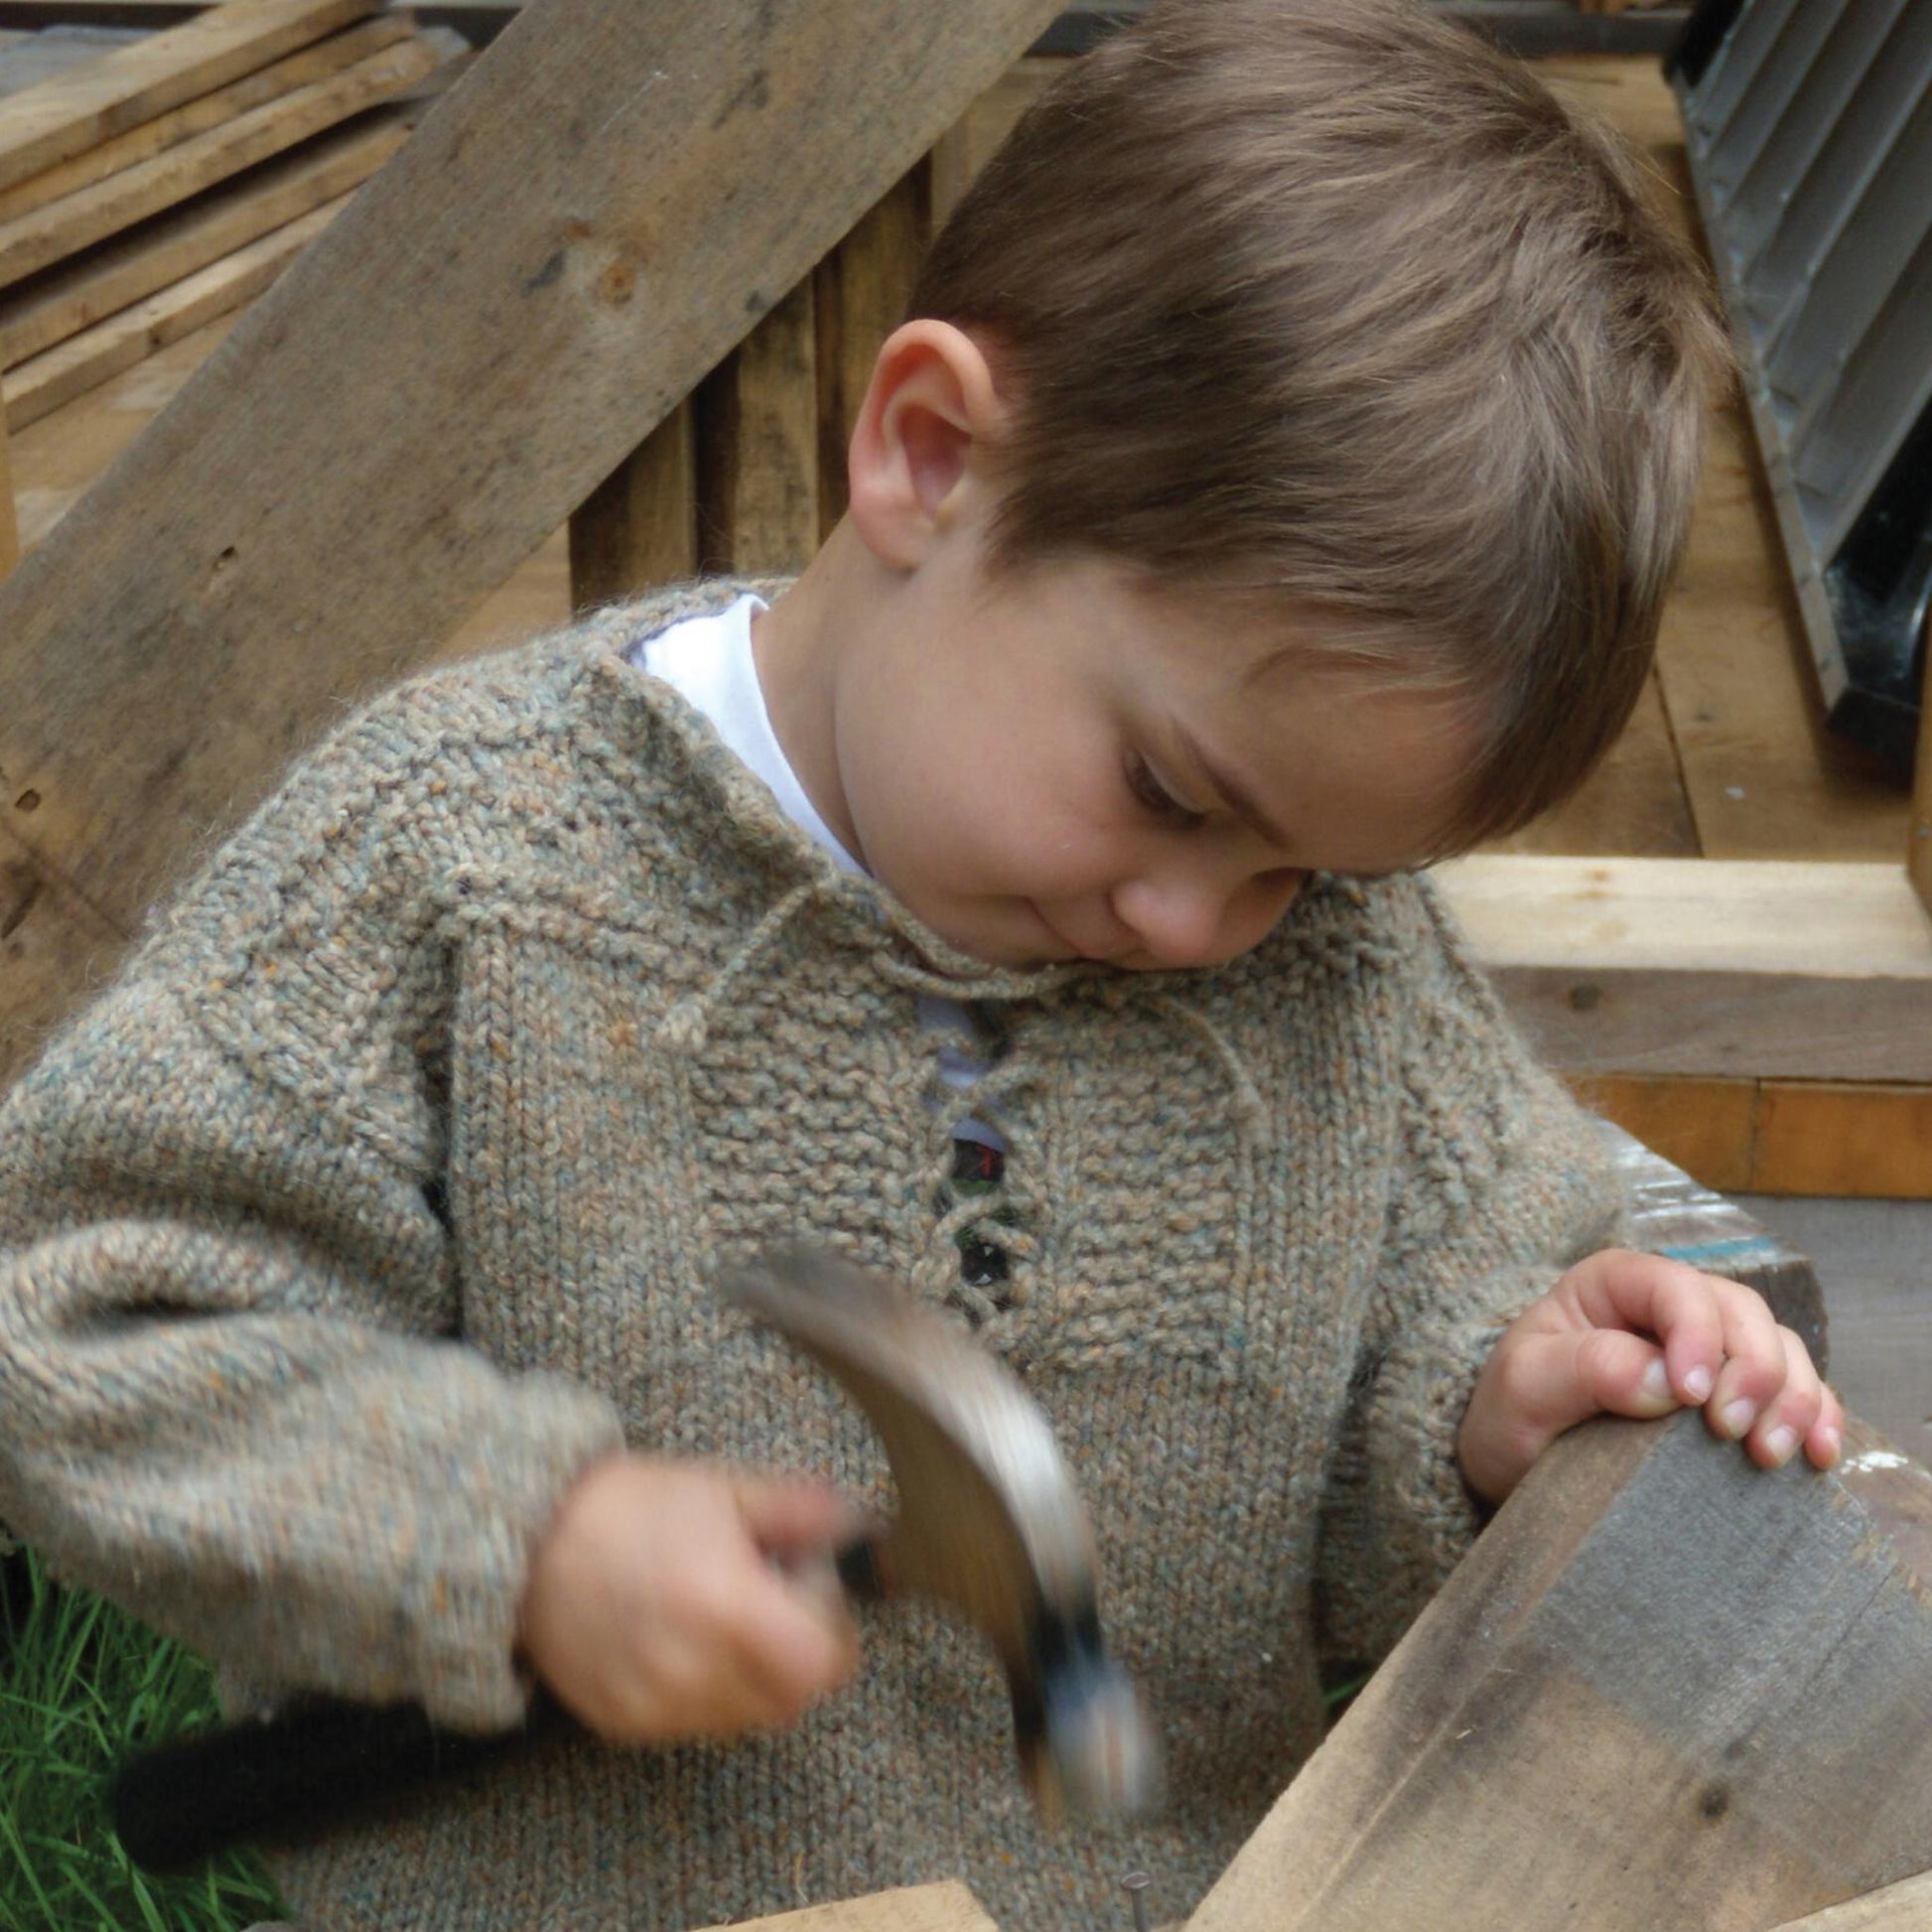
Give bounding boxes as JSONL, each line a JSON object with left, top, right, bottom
{"left": 750, "top": 519, "right": 884, "bottom": 865}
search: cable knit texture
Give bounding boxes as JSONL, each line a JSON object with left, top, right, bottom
{"left": 0, "top": 580, "right": 1621, "bottom": 1931}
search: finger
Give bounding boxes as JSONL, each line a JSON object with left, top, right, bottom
{"left": 1457, "top": 1324, "right": 1684, "bottom": 1507}
{"left": 732, "top": 1471, "right": 864, "bottom": 1558}
{"left": 719, "top": 1559, "right": 862, "bottom": 1726}
{"left": 1706, "top": 1280, "right": 1789, "bottom": 1443}
{"left": 1738, "top": 1327, "right": 1822, "bottom": 1467}
{"left": 1562, "top": 1251, "right": 1724, "bottom": 1407}
{"left": 1807, "top": 1382, "right": 1847, "bottom": 1470}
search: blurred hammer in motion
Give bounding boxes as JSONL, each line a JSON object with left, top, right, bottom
{"left": 112, "top": 1245, "right": 1162, "bottom": 1870}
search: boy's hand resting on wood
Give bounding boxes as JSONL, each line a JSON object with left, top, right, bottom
{"left": 1457, "top": 1248, "right": 1844, "bottom": 1506}
{"left": 516, "top": 1452, "right": 862, "bottom": 1743}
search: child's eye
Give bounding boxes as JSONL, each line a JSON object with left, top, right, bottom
{"left": 1125, "top": 754, "right": 1206, "bottom": 829}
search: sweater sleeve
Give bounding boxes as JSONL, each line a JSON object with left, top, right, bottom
{"left": 0, "top": 680, "right": 624, "bottom": 1730}
{"left": 1312, "top": 879, "right": 1625, "bottom": 1664}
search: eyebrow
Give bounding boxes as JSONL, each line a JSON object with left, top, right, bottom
{"left": 1172, "top": 720, "right": 1297, "bottom": 853}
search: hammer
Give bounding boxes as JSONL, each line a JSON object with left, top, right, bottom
{"left": 110, "top": 1246, "right": 1161, "bottom": 1871}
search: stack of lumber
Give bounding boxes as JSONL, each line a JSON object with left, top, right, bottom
{"left": 0, "top": 0, "right": 461, "bottom": 431}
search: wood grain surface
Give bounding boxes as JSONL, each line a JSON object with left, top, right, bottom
{"left": 4, "top": 189, "right": 346, "bottom": 427}
{"left": 0, "top": 29, "right": 435, "bottom": 289}
{"left": 1764, "top": 1870, "right": 1932, "bottom": 1932}
{"left": 0, "top": 0, "right": 1067, "bottom": 1079}
{"left": 1437, "top": 855, "right": 1932, "bottom": 1081}
{"left": 697, "top": 275, "right": 819, "bottom": 576}
{"left": 0, "top": 11, "right": 410, "bottom": 222}
{"left": 0, "top": 390, "right": 14, "bottom": 571}
{"left": 0, "top": 109, "right": 406, "bottom": 366}
{"left": 694, "top": 1882, "right": 1002, "bottom": 1932}
{"left": 566, "top": 398, "right": 696, "bottom": 612}
{"left": 0, "top": 0, "right": 377, "bottom": 192}
{"left": 1185, "top": 1410, "right": 1932, "bottom": 1932}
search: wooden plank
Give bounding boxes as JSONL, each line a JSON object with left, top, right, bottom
{"left": 0, "top": 815, "right": 127, "bottom": 1072}
{"left": 1766, "top": 1871, "right": 1932, "bottom": 1932}
{"left": 0, "top": 387, "right": 14, "bottom": 572}
{"left": 0, "top": 0, "right": 1070, "bottom": 1074}
{"left": 1185, "top": 1411, "right": 1932, "bottom": 1932}
{"left": 3, "top": 189, "right": 344, "bottom": 428}
{"left": 566, "top": 397, "right": 695, "bottom": 611}
{"left": 0, "top": 0, "right": 377, "bottom": 193}
{"left": 1753, "top": 1083, "right": 1932, "bottom": 1202}
{"left": 0, "top": 29, "right": 435, "bottom": 290}
{"left": 0, "top": 108, "right": 404, "bottom": 366}
{"left": 0, "top": 10, "right": 409, "bottom": 223}
{"left": 694, "top": 1882, "right": 1002, "bottom": 1932}
{"left": 1911, "top": 607, "right": 1932, "bottom": 919}
{"left": 1437, "top": 855, "right": 1932, "bottom": 1081}
{"left": 4, "top": 300, "right": 238, "bottom": 560}
{"left": 814, "top": 167, "right": 924, "bottom": 538}
{"left": 1571, "top": 1072, "right": 1756, "bottom": 1194}
{"left": 696, "top": 275, "right": 818, "bottom": 576}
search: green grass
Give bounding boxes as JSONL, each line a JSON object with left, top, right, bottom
{"left": 1, "top": 1548, "right": 285, "bottom": 1932}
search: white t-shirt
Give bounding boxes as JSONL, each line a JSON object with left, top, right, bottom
{"left": 629, "top": 596, "right": 1002, "bottom": 1150}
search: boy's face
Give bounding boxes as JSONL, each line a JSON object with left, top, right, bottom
{"left": 794, "top": 542, "right": 1481, "bottom": 974}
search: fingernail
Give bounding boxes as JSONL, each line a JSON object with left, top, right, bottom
{"left": 1819, "top": 1425, "right": 1843, "bottom": 1467}
{"left": 1639, "top": 1358, "right": 1672, "bottom": 1405}
{"left": 1765, "top": 1425, "right": 1797, "bottom": 1466}
{"left": 1722, "top": 1398, "right": 1756, "bottom": 1439}
{"left": 1684, "top": 1365, "right": 1714, "bottom": 1403}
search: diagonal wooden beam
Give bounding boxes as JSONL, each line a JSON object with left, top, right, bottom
{"left": 0, "top": 0, "right": 1066, "bottom": 1068}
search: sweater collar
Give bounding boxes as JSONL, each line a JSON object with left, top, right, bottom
{"left": 574, "top": 577, "right": 1103, "bottom": 1003}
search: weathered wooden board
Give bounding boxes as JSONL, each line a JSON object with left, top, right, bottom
{"left": 1437, "top": 856, "right": 1932, "bottom": 1081}
{"left": 0, "top": 387, "right": 14, "bottom": 572}
{"left": 0, "top": 30, "right": 435, "bottom": 289}
{"left": 4, "top": 191, "right": 345, "bottom": 428}
{"left": 1765, "top": 1869, "right": 1932, "bottom": 1932}
{"left": 695, "top": 1881, "right": 1002, "bottom": 1932}
{"left": 1577, "top": 1073, "right": 1932, "bottom": 1202}
{"left": 0, "top": 11, "right": 410, "bottom": 223}
{"left": 697, "top": 275, "right": 818, "bottom": 577}
{"left": 0, "top": 0, "right": 1067, "bottom": 1079}
{"left": 0, "top": 0, "right": 377, "bottom": 192}
{"left": 1185, "top": 1412, "right": 1932, "bottom": 1932}
{"left": 566, "top": 398, "right": 695, "bottom": 612}
{"left": 813, "top": 168, "right": 925, "bottom": 538}
{"left": 0, "top": 109, "right": 405, "bottom": 367}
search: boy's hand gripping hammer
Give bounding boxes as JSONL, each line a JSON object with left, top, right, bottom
{"left": 110, "top": 1246, "right": 1161, "bottom": 1870}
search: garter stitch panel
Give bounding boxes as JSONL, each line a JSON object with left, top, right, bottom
{"left": 0, "top": 580, "right": 1623, "bottom": 1932}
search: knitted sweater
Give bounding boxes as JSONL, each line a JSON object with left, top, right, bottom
{"left": 0, "top": 580, "right": 1621, "bottom": 1932}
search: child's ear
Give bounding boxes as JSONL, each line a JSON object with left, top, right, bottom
{"left": 846, "top": 320, "right": 1009, "bottom": 570}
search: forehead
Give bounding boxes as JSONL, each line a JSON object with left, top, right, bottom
{"left": 1110, "top": 572, "right": 1488, "bottom": 864}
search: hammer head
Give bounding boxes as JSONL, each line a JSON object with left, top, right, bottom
{"left": 721, "top": 1246, "right": 1162, "bottom": 1826}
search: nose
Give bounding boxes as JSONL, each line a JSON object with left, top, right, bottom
{"left": 1109, "top": 866, "right": 1306, "bottom": 969}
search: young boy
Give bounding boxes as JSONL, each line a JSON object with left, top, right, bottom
{"left": 0, "top": 3, "right": 1838, "bottom": 1929}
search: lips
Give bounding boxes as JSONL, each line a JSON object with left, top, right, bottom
{"left": 1030, "top": 902, "right": 1125, "bottom": 965}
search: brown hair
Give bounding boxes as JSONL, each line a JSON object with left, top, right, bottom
{"left": 907, "top": 0, "right": 1731, "bottom": 847}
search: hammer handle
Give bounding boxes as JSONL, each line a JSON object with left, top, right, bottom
{"left": 111, "top": 1539, "right": 881, "bottom": 1873}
